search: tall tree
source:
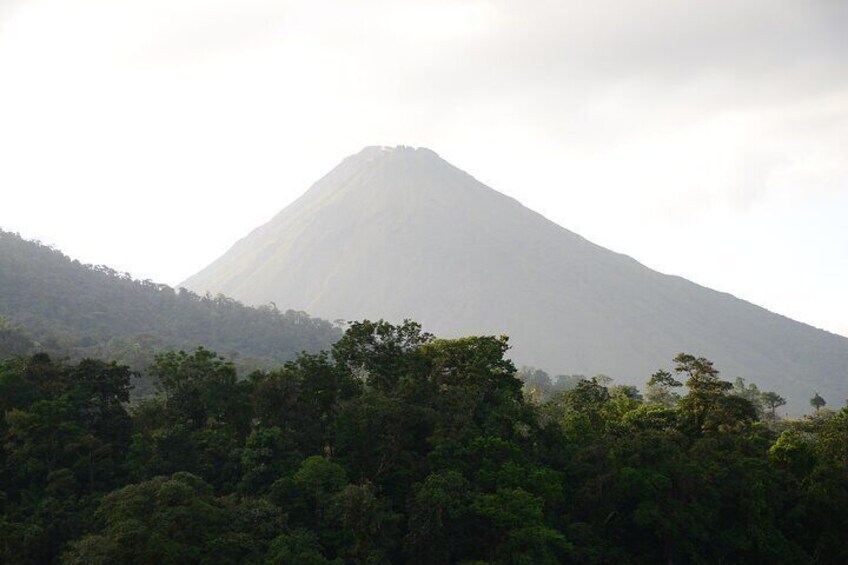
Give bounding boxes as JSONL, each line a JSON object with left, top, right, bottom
{"left": 810, "top": 392, "right": 827, "bottom": 413}
{"left": 761, "top": 391, "right": 787, "bottom": 419}
{"left": 645, "top": 369, "right": 682, "bottom": 408}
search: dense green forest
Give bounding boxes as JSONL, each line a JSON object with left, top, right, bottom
{"left": 0, "top": 230, "right": 340, "bottom": 381}
{"left": 1, "top": 320, "right": 846, "bottom": 564}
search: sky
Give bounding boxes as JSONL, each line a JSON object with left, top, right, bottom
{"left": 1, "top": 0, "right": 846, "bottom": 337}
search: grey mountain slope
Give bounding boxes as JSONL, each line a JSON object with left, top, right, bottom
{"left": 183, "top": 146, "right": 848, "bottom": 412}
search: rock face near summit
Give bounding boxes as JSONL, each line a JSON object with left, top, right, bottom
{"left": 183, "top": 146, "right": 848, "bottom": 412}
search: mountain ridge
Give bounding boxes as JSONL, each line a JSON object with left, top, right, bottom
{"left": 0, "top": 229, "right": 341, "bottom": 379}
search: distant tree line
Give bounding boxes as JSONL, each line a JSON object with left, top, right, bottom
{"left": 1, "top": 320, "right": 847, "bottom": 564}
{"left": 517, "top": 363, "right": 791, "bottom": 421}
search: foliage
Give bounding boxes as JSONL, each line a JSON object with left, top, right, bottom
{"left": 811, "top": 392, "right": 827, "bottom": 412}
{"left": 0, "top": 321, "right": 845, "bottom": 563}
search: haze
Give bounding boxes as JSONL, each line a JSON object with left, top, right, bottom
{"left": 0, "top": 0, "right": 846, "bottom": 337}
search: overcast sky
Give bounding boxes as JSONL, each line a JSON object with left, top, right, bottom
{"left": 1, "top": 0, "right": 846, "bottom": 337}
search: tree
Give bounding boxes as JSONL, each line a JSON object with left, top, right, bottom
{"left": 404, "top": 471, "right": 470, "bottom": 564}
{"left": 810, "top": 392, "right": 826, "bottom": 413}
{"left": 61, "top": 473, "right": 264, "bottom": 564}
{"left": 149, "top": 348, "right": 251, "bottom": 438}
{"left": 548, "top": 377, "right": 611, "bottom": 439}
{"left": 761, "top": 391, "right": 787, "bottom": 420}
{"left": 251, "top": 352, "right": 359, "bottom": 457}
{"left": 518, "top": 367, "right": 552, "bottom": 403}
{"left": 674, "top": 354, "right": 756, "bottom": 433}
{"left": 796, "top": 407, "right": 848, "bottom": 562}
{"left": 237, "top": 426, "right": 300, "bottom": 496}
{"left": 334, "top": 482, "right": 401, "bottom": 563}
{"left": 332, "top": 319, "right": 432, "bottom": 392}
{"left": 420, "top": 335, "right": 525, "bottom": 441}
{"left": 286, "top": 456, "right": 351, "bottom": 556}
{"left": 265, "top": 530, "right": 332, "bottom": 565}
{"left": 645, "top": 369, "right": 682, "bottom": 408}
{"left": 0, "top": 318, "right": 34, "bottom": 358}
{"left": 731, "top": 377, "right": 764, "bottom": 417}
{"left": 470, "top": 487, "right": 570, "bottom": 563}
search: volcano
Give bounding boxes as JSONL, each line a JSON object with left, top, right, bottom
{"left": 182, "top": 146, "right": 848, "bottom": 412}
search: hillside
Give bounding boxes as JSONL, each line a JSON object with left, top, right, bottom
{"left": 183, "top": 146, "right": 848, "bottom": 412}
{"left": 0, "top": 230, "right": 340, "bottom": 373}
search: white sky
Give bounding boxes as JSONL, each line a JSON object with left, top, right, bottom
{"left": 1, "top": 0, "right": 846, "bottom": 337}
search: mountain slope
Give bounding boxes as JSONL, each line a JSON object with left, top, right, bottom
{"left": 183, "top": 146, "right": 848, "bottom": 411}
{"left": 0, "top": 230, "right": 340, "bottom": 373}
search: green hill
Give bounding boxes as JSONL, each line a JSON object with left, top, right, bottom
{"left": 0, "top": 230, "right": 340, "bottom": 377}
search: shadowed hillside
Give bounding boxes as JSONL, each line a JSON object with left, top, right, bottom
{"left": 0, "top": 230, "right": 340, "bottom": 375}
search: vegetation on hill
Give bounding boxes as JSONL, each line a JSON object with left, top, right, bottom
{"left": 0, "top": 317, "right": 36, "bottom": 358}
{"left": 0, "top": 230, "right": 340, "bottom": 379}
{"left": 1, "top": 320, "right": 846, "bottom": 564}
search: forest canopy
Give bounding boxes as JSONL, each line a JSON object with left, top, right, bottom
{"left": 1, "top": 319, "right": 846, "bottom": 564}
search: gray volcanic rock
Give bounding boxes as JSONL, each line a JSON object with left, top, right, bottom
{"left": 183, "top": 146, "right": 848, "bottom": 413}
